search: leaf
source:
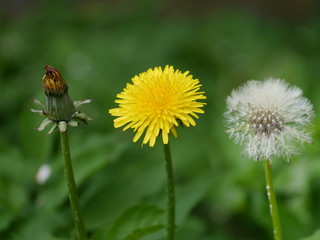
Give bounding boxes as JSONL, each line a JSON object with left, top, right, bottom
{"left": 301, "top": 229, "right": 320, "bottom": 240}
{"left": 0, "top": 146, "right": 30, "bottom": 232}
{"left": 108, "top": 204, "right": 165, "bottom": 240}
{"left": 39, "top": 133, "right": 127, "bottom": 210}
{"left": 83, "top": 151, "right": 164, "bottom": 230}
{"left": 175, "top": 174, "right": 212, "bottom": 224}
{"left": 8, "top": 208, "right": 69, "bottom": 240}
{"left": 91, "top": 204, "right": 165, "bottom": 240}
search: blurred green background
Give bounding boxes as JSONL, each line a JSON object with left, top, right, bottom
{"left": 1, "top": 0, "right": 320, "bottom": 239}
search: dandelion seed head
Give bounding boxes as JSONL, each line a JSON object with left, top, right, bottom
{"left": 109, "top": 65, "right": 206, "bottom": 147}
{"left": 225, "top": 78, "right": 314, "bottom": 161}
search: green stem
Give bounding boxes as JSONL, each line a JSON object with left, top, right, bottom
{"left": 163, "top": 143, "right": 175, "bottom": 240}
{"left": 264, "top": 159, "right": 282, "bottom": 240}
{"left": 60, "top": 131, "right": 88, "bottom": 240}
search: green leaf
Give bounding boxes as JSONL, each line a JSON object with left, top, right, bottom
{"left": 175, "top": 174, "right": 212, "bottom": 224}
{"left": 39, "top": 133, "right": 127, "bottom": 210}
{"left": 108, "top": 204, "right": 165, "bottom": 240}
{"left": 83, "top": 151, "right": 164, "bottom": 230}
{"left": 8, "top": 208, "right": 69, "bottom": 240}
{"left": 0, "top": 146, "right": 30, "bottom": 232}
{"left": 301, "top": 229, "right": 320, "bottom": 240}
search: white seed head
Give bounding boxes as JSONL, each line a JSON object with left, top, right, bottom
{"left": 224, "top": 78, "right": 314, "bottom": 161}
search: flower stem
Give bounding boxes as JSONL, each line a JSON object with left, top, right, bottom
{"left": 163, "top": 143, "right": 175, "bottom": 240}
{"left": 60, "top": 131, "right": 88, "bottom": 240}
{"left": 264, "top": 159, "right": 282, "bottom": 240}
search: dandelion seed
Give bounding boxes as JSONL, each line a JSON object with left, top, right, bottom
{"left": 109, "top": 65, "right": 206, "bottom": 147}
{"left": 224, "top": 78, "right": 314, "bottom": 161}
{"left": 36, "top": 164, "right": 52, "bottom": 184}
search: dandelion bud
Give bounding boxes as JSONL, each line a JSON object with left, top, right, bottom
{"left": 43, "top": 65, "right": 68, "bottom": 96}
{"left": 42, "top": 65, "right": 76, "bottom": 121}
{"left": 31, "top": 65, "right": 92, "bottom": 133}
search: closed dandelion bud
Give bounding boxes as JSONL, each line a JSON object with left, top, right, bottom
{"left": 31, "top": 65, "right": 92, "bottom": 133}
{"left": 42, "top": 65, "right": 76, "bottom": 121}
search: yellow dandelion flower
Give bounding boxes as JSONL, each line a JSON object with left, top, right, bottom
{"left": 109, "top": 65, "right": 206, "bottom": 147}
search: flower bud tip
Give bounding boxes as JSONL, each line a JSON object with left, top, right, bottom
{"left": 43, "top": 65, "right": 68, "bottom": 96}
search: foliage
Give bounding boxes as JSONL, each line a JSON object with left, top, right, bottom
{"left": 1, "top": 1, "right": 320, "bottom": 239}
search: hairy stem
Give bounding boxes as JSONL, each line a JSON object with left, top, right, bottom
{"left": 264, "top": 159, "right": 282, "bottom": 240}
{"left": 163, "top": 143, "right": 175, "bottom": 240}
{"left": 60, "top": 131, "right": 88, "bottom": 240}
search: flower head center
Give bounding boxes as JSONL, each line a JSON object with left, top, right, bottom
{"left": 144, "top": 82, "right": 177, "bottom": 115}
{"left": 250, "top": 108, "right": 283, "bottom": 135}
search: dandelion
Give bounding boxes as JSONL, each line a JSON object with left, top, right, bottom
{"left": 31, "top": 65, "right": 92, "bottom": 134}
{"left": 225, "top": 78, "right": 313, "bottom": 161}
{"left": 109, "top": 65, "right": 206, "bottom": 240}
{"left": 31, "top": 65, "right": 90, "bottom": 240}
{"left": 109, "top": 65, "right": 206, "bottom": 147}
{"left": 224, "top": 78, "right": 314, "bottom": 240}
